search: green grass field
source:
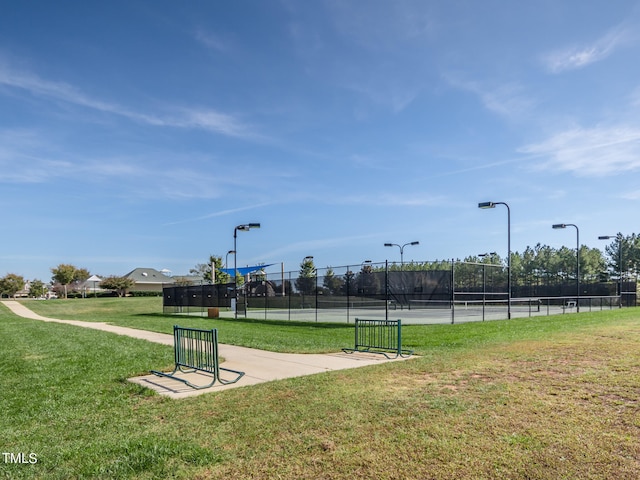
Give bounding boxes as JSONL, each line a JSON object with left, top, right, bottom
{"left": 1, "top": 297, "right": 639, "bottom": 479}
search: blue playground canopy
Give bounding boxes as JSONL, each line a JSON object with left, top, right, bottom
{"left": 221, "top": 264, "right": 274, "bottom": 276}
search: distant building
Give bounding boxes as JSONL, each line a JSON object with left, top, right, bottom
{"left": 16, "top": 280, "right": 31, "bottom": 298}
{"left": 125, "top": 268, "right": 175, "bottom": 292}
{"left": 80, "top": 275, "right": 104, "bottom": 296}
{"left": 171, "top": 274, "right": 204, "bottom": 286}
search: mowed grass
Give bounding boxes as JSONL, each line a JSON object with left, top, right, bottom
{"left": 1, "top": 298, "right": 639, "bottom": 479}
{"left": 18, "top": 297, "right": 354, "bottom": 353}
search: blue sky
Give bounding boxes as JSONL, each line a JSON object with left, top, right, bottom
{"left": 2, "top": 0, "right": 640, "bottom": 281}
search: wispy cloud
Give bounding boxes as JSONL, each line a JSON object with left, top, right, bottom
{"left": 75, "top": 157, "right": 283, "bottom": 201}
{"left": 336, "top": 192, "right": 449, "bottom": 207}
{"left": 542, "top": 25, "right": 630, "bottom": 73}
{"left": 0, "top": 62, "right": 254, "bottom": 138}
{"left": 343, "top": 79, "right": 422, "bottom": 113}
{"left": 285, "top": 2, "right": 431, "bottom": 114}
{"left": 262, "top": 187, "right": 450, "bottom": 209}
{"left": 443, "top": 74, "right": 535, "bottom": 119}
{"left": 519, "top": 125, "right": 640, "bottom": 176}
{"left": 78, "top": 160, "right": 141, "bottom": 177}
{"left": 0, "top": 128, "right": 72, "bottom": 183}
{"left": 631, "top": 85, "right": 640, "bottom": 106}
{"left": 349, "top": 153, "right": 396, "bottom": 171}
{"left": 163, "top": 203, "right": 273, "bottom": 226}
{"left": 620, "top": 190, "right": 640, "bottom": 200}
{"left": 0, "top": 129, "right": 274, "bottom": 201}
{"left": 194, "top": 28, "right": 232, "bottom": 53}
{"left": 325, "top": 0, "right": 437, "bottom": 48}
{"left": 0, "top": 61, "right": 117, "bottom": 112}
{"left": 0, "top": 163, "right": 65, "bottom": 183}
{"left": 261, "top": 233, "right": 382, "bottom": 261}
{"left": 480, "top": 83, "right": 536, "bottom": 118}
{"left": 168, "top": 108, "right": 251, "bottom": 138}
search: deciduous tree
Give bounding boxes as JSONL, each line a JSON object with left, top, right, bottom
{"left": 51, "top": 264, "right": 76, "bottom": 299}
{"left": 0, "top": 273, "right": 25, "bottom": 298}
{"left": 99, "top": 276, "right": 135, "bottom": 297}
{"left": 29, "top": 279, "right": 47, "bottom": 298}
{"left": 190, "top": 255, "right": 230, "bottom": 284}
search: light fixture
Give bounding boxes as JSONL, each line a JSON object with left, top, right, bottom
{"left": 384, "top": 241, "right": 419, "bottom": 268}
{"left": 478, "top": 202, "right": 495, "bottom": 209}
{"left": 478, "top": 201, "right": 511, "bottom": 319}
{"left": 552, "top": 222, "right": 580, "bottom": 312}
{"left": 598, "top": 233, "right": 623, "bottom": 307}
{"left": 233, "top": 222, "right": 261, "bottom": 319}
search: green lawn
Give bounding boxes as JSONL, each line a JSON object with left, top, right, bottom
{"left": 1, "top": 298, "right": 639, "bottom": 479}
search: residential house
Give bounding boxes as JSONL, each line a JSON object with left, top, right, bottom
{"left": 125, "top": 268, "right": 175, "bottom": 292}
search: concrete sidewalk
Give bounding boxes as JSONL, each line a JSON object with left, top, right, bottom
{"left": 2, "top": 301, "right": 412, "bottom": 399}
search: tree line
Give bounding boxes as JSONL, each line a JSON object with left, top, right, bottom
{"left": 0, "top": 264, "right": 136, "bottom": 299}
{"left": 289, "top": 235, "right": 640, "bottom": 295}
{"left": 370, "top": 235, "right": 640, "bottom": 284}
{"left": 1, "top": 234, "right": 638, "bottom": 298}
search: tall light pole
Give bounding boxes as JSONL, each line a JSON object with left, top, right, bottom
{"left": 301, "top": 256, "right": 316, "bottom": 317}
{"left": 233, "top": 223, "right": 260, "bottom": 319}
{"left": 225, "top": 250, "right": 236, "bottom": 269}
{"left": 478, "top": 252, "right": 497, "bottom": 322}
{"left": 553, "top": 223, "right": 580, "bottom": 312}
{"left": 359, "top": 260, "right": 372, "bottom": 299}
{"left": 384, "top": 241, "right": 419, "bottom": 268}
{"left": 478, "top": 201, "right": 511, "bottom": 319}
{"left": 598, "top": 233, "right": 623, "bottom": 307}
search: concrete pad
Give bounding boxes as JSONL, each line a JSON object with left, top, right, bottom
{"left": 130, "top": 349, "right": 405, "bottom": 398}
{"left": 2, "top": 300, "right": 414, "bottom": 398}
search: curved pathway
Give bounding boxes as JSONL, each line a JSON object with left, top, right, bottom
{"left": 1, "top": 301, "right": 410, "bottom": 398}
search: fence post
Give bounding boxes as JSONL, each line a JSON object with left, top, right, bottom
{"left": 451, "top": 259, "right": 455, "bottom": 324}
{"left": 385, "top": 260, "right": 389, "bottom": 321}
{"left": 347, "top": 265, "right": 351, "bottom": 324}
{"left": 288, "top": 270, "right": 291, "bottom": 321}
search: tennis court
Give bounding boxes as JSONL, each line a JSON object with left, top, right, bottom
{"left": 211, "top": 296, "right": 618, "bottom": 325}
{"left": 165, "top": 261, "right": 626, "bottom": 325}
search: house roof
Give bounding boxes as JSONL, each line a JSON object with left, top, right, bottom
{"left": 124, "top": 268, "right": 175, "bottom": 284}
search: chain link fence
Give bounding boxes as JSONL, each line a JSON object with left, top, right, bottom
{"left": 163, "top": 260, "right": 635, "bottom": 324}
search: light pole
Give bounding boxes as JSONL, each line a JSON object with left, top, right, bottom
{"left": 384, "top": 241, "right": 419, "bottom": 268}
{"left": 478, "top": 253, "right": 497, "bottom": 321}
{"left": 478, "top": 201, "right": 511, "bottom": 319}
{"left": 553, "top": 223, "right": 580, "bottom": 312}
{"left": 300, "top": 256, "right": 315, "bottom": 310}
{"left": 598, "top": 233, "right": 623, "bottom": 307}
{"left": 359, "top": 260, "right": 372, "bottom": 299}
{"left": 225, "top": 250, "right": 236, "bottom": 269}
{"left": 233, "top": 223, "right": 260, "bottom": 319}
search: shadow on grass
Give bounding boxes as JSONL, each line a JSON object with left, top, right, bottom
{"left": 135, "top": 312, "right": 354, "bottom": 330}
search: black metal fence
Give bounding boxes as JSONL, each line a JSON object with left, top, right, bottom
{"left": 163, "top": 261, "right": 636, "bottom": 324}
